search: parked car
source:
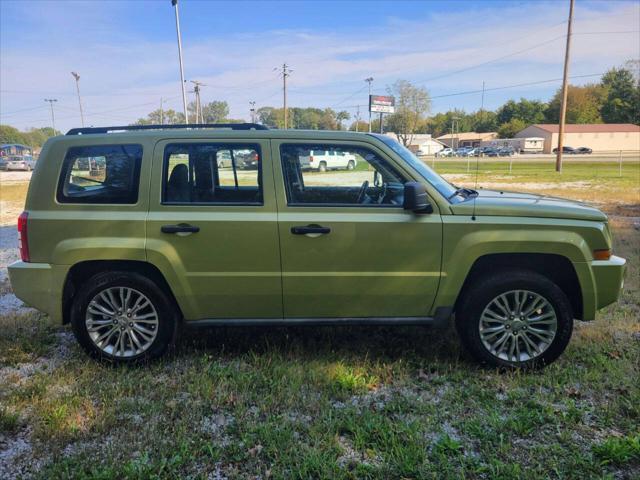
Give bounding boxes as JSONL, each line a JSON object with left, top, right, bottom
{"left": 553, "top": 146, "right": 576, "bottom": 154}
{"left": 299, "top": 149, "right": 357, "bottom": 172}
{"left": 575, "top": 147, "right": 593, "bottom": 154}
{"left": 8, "top": 123, "right": 626, "bottom": 368}
{"left": 236, "top": 149, "right": 260, "bottom": 169}
{"left": 482, "top": 147, "right": 500, "bottom": 157}
{"left": 435, "top": 148, "right": 454, "bottom": 157}
{"left": 0, "top": 155, "right": 35, "bottom": 171}
{"left": 455, "top": 147, "right": 472, "bottom": 157}
{"left": 498, "top": 147, "right": 516, "bottom": 157}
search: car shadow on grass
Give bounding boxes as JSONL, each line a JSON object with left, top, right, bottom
{"left": 175, "top": 323, "right": 463, "bottom": 364}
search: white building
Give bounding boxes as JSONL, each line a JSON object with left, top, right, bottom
{"left": 385, "top": 133, "right": 446, "bottom": 155}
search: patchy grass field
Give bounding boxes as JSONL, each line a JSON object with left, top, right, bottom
{"left": 1, "top": 162, "right": 639, "bottom": 479}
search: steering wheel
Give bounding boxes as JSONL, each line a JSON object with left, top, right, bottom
{"left": 356, "top": 180, "right": 369, "bottom": 203}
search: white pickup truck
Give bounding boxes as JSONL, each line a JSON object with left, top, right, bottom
{"left": 299, "top": 149, "right": 357, "bottom": 172}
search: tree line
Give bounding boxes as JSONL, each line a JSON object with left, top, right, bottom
{"left": 2, "top": 62, "right": 637, "bottom": 149}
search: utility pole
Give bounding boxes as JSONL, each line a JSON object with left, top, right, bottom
{"left": 355, "top": 105, "right": 360, "bottom": 133}
{"left": 275, "top": 63, "right": 292, "bottom": 129}
{"left": 44, "top": 99, "right": 57, "bottom": 132}
{"left": 70, "top": 72, "right": 85, "bottom": 127}
{"left": 556, "top": 0, "right": 575, "bottom": 173}
{"left": 480, "top": 81, "right": 485, "bottom": 122}
{"left": 365, "top": 77, "right": 373, "bottom": 133}
{"left": 160, "top": 97, "right": 164, "bottom": 124}
{"left": 190, "top": 80, "right": 206, "bottom": 123}
{"left": 249, "top": 101, "right": 256, "bottom": 123}
{"left": 171, "top": 0, "right": 189, "bottom": 123}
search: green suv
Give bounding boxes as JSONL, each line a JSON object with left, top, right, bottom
{"left": 8, "top": 124, "right": 626, "bottom": 368}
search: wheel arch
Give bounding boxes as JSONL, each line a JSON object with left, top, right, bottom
{"left": 453, "top": 253, "right": 583, "bottom": 320}
{"left": 62, "top": 260, "right": 183, "bottom": 325}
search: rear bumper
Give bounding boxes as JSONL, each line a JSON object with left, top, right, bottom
{"left": 7, "top": 261, "right": 69, "bottom": 323}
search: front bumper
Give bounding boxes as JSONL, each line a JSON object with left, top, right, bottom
{"left": 7, "top": 261, "right": 69, "bottom": 323}
{"left": 592, "top": 255, "right": 627, "bottom": 310}
{"left": 574, "top": 255, "right": 626, "bottom": 320}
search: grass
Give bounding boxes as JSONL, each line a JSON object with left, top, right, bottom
{"left": 0, "top": 161, "right": 638, "bottom": 479}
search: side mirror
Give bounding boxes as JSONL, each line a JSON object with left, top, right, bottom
{"left": 403, "top": 182, "right": 433, "bottom": 213}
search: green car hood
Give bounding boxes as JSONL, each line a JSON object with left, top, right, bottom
{"left": 449, "top": 189, "right": 608, "bottom": 222}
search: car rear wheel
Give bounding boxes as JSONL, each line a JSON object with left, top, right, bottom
{"left": 318, "top": 161, "right": 327, "bottom": 172}
{"left": 347, "top": 160, "right": 355, "bottom": 170}
{"left": 71, "top": 271, "right": 178, "bottom": 363}
{"left": 456, "top": 270, "right": 573, "bottom": 369}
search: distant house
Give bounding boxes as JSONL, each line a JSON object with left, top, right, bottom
{"left": 386, "top": 133, "right": 446, "bottom": 155}
{"left": 0, "top": 144, "right": 33, "bottom": 156}
{"left": 515, "top": 124, "right": 640, "bottom": 153}
{"left": 436, "top": 132, "right": 498, "bottom": 148}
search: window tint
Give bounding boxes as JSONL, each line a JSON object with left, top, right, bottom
{"left": 280, "top": 144, "right": 406, "bottom": 206}
{"left": 57, "top": 144, "right": 142, "bottom": 204}
{"left": 163, "top": 143, "right": 262, "bottom": 204}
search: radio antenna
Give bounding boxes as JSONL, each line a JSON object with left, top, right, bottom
{"left": 472, "top": 81, "right": 485, "bottom": 221}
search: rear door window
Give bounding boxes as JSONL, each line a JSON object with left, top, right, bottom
{"left": 57, "top": 144, "right": 142, "bottom": 204}
{"left": 163, "top": 143, "right": 262, "bottom": 205}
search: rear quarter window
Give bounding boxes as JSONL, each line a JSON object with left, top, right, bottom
{"left": 57, "top": 144, "right": 143, "bottom": 204}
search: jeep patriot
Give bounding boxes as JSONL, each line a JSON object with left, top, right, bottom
{"left": 8, "top": 123, "right": 626, "bottom": 367}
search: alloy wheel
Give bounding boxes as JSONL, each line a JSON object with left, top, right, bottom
{"left": 85, "top": 287, "right": 159, "bottom": 358}
{"left": 479, "top": 290, "right": 557, "bottom": 363}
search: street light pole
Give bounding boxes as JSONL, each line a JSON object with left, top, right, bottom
{"left": 365, "top": 77, "right": 373, "bottom": 133}
{"left": 249, "top": 101, "right": 256, "bottom": 123}
{"left": 171, "top": 0, "right": 189, "bottom": 124}
{"left": 44, "top": 99, "right": 58, "bottom": 132}
{"left": 71, "top": 72, "right": 85, "bottom": 127}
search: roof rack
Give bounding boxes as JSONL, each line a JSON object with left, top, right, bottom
{"left": 66, "top": 123, "right": 269, "bottom": 135}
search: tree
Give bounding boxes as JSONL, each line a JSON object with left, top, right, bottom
{"left": 497, "top": 118, "right": 527, "bottom": 138}
{"left": 496, "top": 98, "right": 548, "bottom": 125}
{"left": 189, "top": 100, "right": 230, "bottom": 123}
{"left": 134, "top": 109, "right": 185, "bottom": 125}
{"left": 546, "top": 84, "right": 606, "bottom": 124}
{"left": 0, "top": 125, "right": 27, "bottom": 144}
{"left": 336, "top": 111, "right": 350, "bottom": 130}
{"left": 348, "top": 120, "right": 369, "bottom": 132}
{"left": 469, "top": 110, "right": 499, "bottom": 133}
{"left": 600, "top": 66, "right": 640, "bottom": 124}
{"left": 385, "top": 80, "right": 431, "bottom": 146}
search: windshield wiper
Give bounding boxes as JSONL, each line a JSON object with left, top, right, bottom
{"left": 447, "top": 187, "right": 478, "bottom": 200}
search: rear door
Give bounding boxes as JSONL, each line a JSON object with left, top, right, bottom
{"left": 146, "top": 138, "right": 282, "bottom": 321}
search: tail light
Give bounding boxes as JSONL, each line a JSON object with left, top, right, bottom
{"left": 18, "top": 211, "right": 30, "bottom": 262}
{"left": 309, "top": 155, "right": 314, "bottom": 162}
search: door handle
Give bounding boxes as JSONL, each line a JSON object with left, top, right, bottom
{"left": 291, "top": 225, "right": 331, "bottom": 235}
{"left": 161, "top": 224, "right": 200, "bottom": 234}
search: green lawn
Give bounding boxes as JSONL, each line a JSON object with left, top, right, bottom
{"left": 0, "top": 163, "right": 638, "bottom": 479}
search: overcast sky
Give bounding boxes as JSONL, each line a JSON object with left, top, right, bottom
{"left": 1, "top": 0, "right": 639, "bottom": 132}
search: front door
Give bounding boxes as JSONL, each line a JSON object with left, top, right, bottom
{"left": 146, "top": 139, "right": 282, "bottom": 320}
{"left": 273, "top": 140, "right": 443, "bottom": 319}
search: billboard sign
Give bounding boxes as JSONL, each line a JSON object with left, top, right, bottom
{"left": 369, "top": 95, "right": 395, "bottom": 113}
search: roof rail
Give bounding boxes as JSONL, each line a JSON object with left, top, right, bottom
{"left": 66, "top": 123, "right": 269, "bottom": 135}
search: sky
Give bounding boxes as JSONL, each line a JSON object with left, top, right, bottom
{"left": 1, "top": 0, "right": 639, "bottom": 133}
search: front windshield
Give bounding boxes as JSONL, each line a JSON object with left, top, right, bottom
{"left": 372, "top": 134, "right": 458, "bottom": 200}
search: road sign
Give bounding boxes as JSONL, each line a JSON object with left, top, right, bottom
{"left": 369, "top": 95, "right": 395, "bottom": 114}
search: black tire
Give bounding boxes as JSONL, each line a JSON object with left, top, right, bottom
{"left": 347, "top": 160, "right": 355, "bottom": 171}
{"left": 456, "top": 270, "right": 573, "bottom": 369}
{"left": 71, "top": 271, "right": 178, "bottom": 364}
{"left": 318, "top": 161, "right": 327, "bottom": 172}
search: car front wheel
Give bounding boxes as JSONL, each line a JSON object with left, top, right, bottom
{"left": 71, "top": 271, "right": 178, "bottom": 363}
{"left": 456, "top": 270, "right": 573, "bottom": 369}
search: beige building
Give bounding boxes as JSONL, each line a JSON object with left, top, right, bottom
{"left": 436, "top": 132, "right": 498, "bottom": 148}
{"left": 515, "top": 124, "right": 640, "bottom": 153}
